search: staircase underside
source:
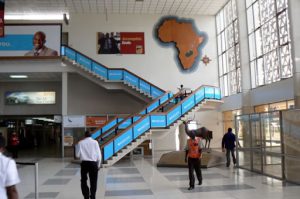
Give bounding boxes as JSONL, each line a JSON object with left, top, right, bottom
{"left": 62, "top": 57, "right": 152, "bottom": 103}
{"left": 102, "top": 99, "right": 223, "bottom": 167}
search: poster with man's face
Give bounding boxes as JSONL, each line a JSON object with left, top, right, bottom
{"left": 0, "top": 24, "right": 61, "bottom": 56}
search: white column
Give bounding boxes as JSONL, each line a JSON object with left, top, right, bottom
{"left": 62, "top": 72, "right": 68, "bottom": 115}
{"left": 236, "top": 0, "right": 253, "bottom": 114}
{"left": 61, "top": 72, "right": 68, "bottom": 157}
{"left": 288, "top": 0, "right": 300, "bottom": 108}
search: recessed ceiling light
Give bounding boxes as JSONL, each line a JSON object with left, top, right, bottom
{"left": 9, "top": 75, "right": 28, "bottom": 79}
{"left": 5, "top": 13, "right": 69, "bottom": 20}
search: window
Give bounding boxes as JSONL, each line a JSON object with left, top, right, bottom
{"left": 254, "top": 100, "right": 294, "bottom": 113}
{"left": 223, "top": 109, "right": 241, "bottom": 133}
{"left": 216, "top": 0, "right": 241, "bottom": 97}
{"left": 246, "top": 0, "right": 293, "bottom": 88}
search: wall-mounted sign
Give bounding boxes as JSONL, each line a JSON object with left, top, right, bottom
{"left": 63, "top": 135, "right": 74, "bottom": 146}
{"left": 86, "top": 116, "right": 107, "bottom": 127}
{"left": 0, "top": 24, "right": 61, "bottom": 56}
{"left": 5, "top": 91, "right": 56, "bottom": 105}
{"left": 97, "top": 32, "right": 144, "bottom": 54}
{"left": 63, "top": 115, "right": 85, "bottom": 128}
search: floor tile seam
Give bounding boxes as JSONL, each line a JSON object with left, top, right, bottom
{"left": 105, "top": 186, "right": 154, "bottom": 191}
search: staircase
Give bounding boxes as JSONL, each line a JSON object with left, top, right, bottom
{"left": 60, "top": 46, "right": 223, "bottom": 168}
{"left": 157, "top": 99, "right": 223, "bottom": 133}
{"left": 101, "top": 86, "right": 223, "bottom": 167}
{"left": 102, "top": 98, "right": 222, "bottom": 167}
{"left": 61, "top": 45, "right": 165, "bottom": 102}
{"left": 102, "top": 131, "right": 151, "bottom": 167}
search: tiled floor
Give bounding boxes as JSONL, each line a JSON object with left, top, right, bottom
{"left": 15, "top": 155, "right": 300, "bottom": 199}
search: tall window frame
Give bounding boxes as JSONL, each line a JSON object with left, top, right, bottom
{"left": 216, "top": 0, "right": 241, "bottom": 97}
{"left": 246, "top": 0, "right": 293, "bottom": 89}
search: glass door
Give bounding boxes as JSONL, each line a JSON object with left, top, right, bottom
{"left": 236, "top": 115, "right": 252, "bottom": 170}
{"left": 260, "top": 112, "right": 282, "bottom": 178}
{"left": 250, "top": 114, "right": 262, "bottom": 173}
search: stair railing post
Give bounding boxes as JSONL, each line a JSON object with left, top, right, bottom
{"left": 34, "top": 162, "right": 39, "bottom": 199}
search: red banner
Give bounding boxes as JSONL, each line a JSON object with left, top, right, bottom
{"left": 0, "top": 0, "right": 4, "bottom": 37}
{"left": 120, "top": 32, "right": 145, "bottom": 54}
{"left": 86, "top": 116, "right": 108, "bottom": 127}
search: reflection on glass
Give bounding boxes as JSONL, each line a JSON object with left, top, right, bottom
{"left": 284, "top": 157, "right": 300, "bottom": 184}
{"left": 282, "top": 110, "right": 300, "bottom": 183}
{"left": 282, "top": 110, "right": 300, "bottom": 158}
{"left": 235, "top": 109, "right": 300, "bottom": 182}
{"left": 255, "top": 104, "right": 268, "bottom": 113}
{"left": 238, "top": 151, "right": 251, "bottom": 170}
{"left": 250, "top": 114, "right": 261, "bottom": 149}
{"left": 253, "top": 151, "right": 262, "bottom": 172}
{"left": 236, "top": 115, "right": 251, "bottom": 148}
{"left": 260, "top": 112, "right": 281, "bottom": 153}
{"left": 262, "top": 154, "right": 282, "bottom": 178}
{"left": 287, "top": 100, "right": 294, "bottom": 109}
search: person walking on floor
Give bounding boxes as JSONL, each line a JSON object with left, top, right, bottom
{"left": 184, "top": 121, "right": 203, "bottom": 190}
{"left": 0, "top": 136, "right": 20, "bottom": 199}
{"left": 222, "top": 127, "right": 238, "bottom": 167}
{"left": 9, "top": 132, "right": 19, "bottom": 159}
{"left": 76, "top": 130, "right": 102, "bottom": 199}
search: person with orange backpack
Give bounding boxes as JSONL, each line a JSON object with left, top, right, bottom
{"left": 184, "top": 124, "right": 203, "bottom": 190}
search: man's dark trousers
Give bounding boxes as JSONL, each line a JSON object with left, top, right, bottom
{"left": 188, "top": 157, "right": 202, "bottom": 187}
{"left": 226, "top": 148, "right": 236, "bottom": 167}
{"left": 81, "top": 161, "right": 98, "bottom": 199}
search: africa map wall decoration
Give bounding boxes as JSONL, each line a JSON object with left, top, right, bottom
{"left": 155, "top": 16, "right": 208, "bottom": 71}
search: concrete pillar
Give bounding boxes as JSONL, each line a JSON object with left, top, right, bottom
{"left": 288, "top": 0, "right": 300, "bottom": 108}
{"left": 62, "top": 72, "right": 68, "bottom": 115}
{"left": 61, "top": 72, "right": 68, "bottom": 157}
{"left": 178, "top": 123, "right": 187, "bottom": 150}
{"left": 236, "top": 0, "right": 253, "bottom": 114}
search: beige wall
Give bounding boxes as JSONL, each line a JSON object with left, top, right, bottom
{"left": 67, "top": 73, "right": 146, "bottom": 115}
{"left": 0, "top": 81, "right": 62, "bottom": 115}
{"left": 67, "top": 14, "right": 219, "bottom": 93}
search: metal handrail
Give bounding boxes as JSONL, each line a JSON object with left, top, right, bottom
{"left": 16, "top": 162, "right": 39, "bottom": 199}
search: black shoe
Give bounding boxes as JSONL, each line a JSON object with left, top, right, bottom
{"left": 198, "top": 181, "right": 202, "bottom": 185}
{"left": 188, "top": 186, "right": 194, "bottom": 190}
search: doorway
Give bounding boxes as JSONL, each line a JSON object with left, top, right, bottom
{"left": 236, "top": 111, "right": 282, "bottom": 179}
{"left": 0, "top": 116, "right": 62, "bottom": 158}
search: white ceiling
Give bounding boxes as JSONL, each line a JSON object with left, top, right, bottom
{"left": 2, "top": 0, "right": 228, "bottom": 81}
{"left": 5, "top": 0, "right": 228, "bottom": 16}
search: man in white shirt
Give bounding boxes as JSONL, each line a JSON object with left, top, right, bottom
{"left": 0, "top": 136, "right": 20, "bottom": 199}
{"left": 76, "top": 131, "right": 102, "bottom": 199}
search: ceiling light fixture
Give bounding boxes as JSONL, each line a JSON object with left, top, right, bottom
{"left": 9, "top": 75, "right": 28, "bottom": 79}
{"left": 5, "top": 13, "right": 69, "bottom": 21}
